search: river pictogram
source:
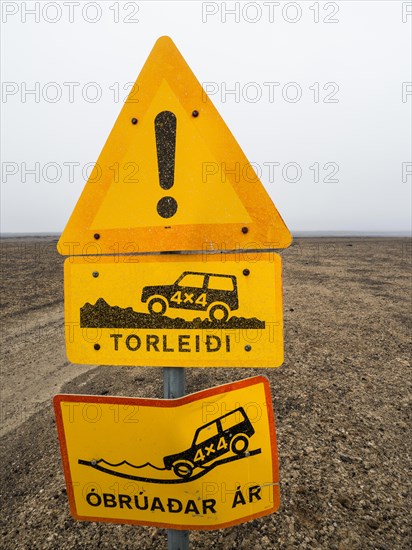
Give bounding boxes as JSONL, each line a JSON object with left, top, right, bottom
{"left": 79, "top": 407, "right": 262, "bottom": 484}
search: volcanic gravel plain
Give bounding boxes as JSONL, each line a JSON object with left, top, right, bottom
{"left": 0, "top": 236, "right": 410, "bottom": 549}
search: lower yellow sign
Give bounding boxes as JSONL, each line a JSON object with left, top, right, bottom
{"left": 54, "top": 376, "right": 280, "bottom": 530}
{"left": 64, "top": 253, "right": 284, "bottom": 367}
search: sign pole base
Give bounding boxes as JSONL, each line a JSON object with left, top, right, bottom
{"left": 167, "top": 529, "right": 189, "bottom": 550}
{"left": 163, "top": 367, "right": 189, "bottom": 550}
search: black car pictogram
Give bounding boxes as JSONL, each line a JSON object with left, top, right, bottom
{"left": 163, "top": 407, "right": 255, "bottom": 479}
{"left": 141, "top": 271, "right": 239, "bottom": 322}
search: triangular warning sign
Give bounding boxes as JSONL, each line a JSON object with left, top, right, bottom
{"left": 58, "top": 36, "right": 291, "bottom": 255}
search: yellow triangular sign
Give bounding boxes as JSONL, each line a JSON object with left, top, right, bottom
{"left": 58, "top": 36, "right": 291, "bottom": 255}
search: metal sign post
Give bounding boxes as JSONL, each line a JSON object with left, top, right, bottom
{"left": 164, "top": 367, "right": 189, "bottom": 550}
{"left": 164, "top": 367, "right": 185, "bottom": 400}
{"left": 54, "top": 35, "right": 288, "bottom": 548}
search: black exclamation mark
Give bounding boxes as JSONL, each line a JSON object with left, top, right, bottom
{"left": 155, "top": 111, "right": 178, "bottom": 219}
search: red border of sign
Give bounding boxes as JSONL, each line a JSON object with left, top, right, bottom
{"left": 53, "top": 375, "right": 280, "bottom": 531}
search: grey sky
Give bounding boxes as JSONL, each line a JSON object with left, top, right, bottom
{"left": 1, "top": 1, "right": 411, "bottom": 234}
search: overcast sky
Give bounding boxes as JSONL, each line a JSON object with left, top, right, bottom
{"left": 1, "top": 1, "right": 411, "bottom": 235}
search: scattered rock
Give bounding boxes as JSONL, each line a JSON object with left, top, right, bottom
{"left": 337, "top": 495, "right": 352, "bottom": 509}
{"left": 366, "top": 518, "right": 379, "bottom": 530}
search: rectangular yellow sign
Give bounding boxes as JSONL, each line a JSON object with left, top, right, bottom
{"left": 64, "top": 253, "right": 284, "bottom": 367}
{"left": 54, "top": 376, "right": 279, "bottom": 530}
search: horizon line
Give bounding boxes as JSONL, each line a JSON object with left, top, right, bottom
{"left": 0, "top": 231, "right": 411, "bottom": 239}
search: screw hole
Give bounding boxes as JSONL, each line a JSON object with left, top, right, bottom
{"left": 243, "top": 269, "right": 250, "bottom": 276}
{"left": 192, "top": 110, "right": 199, "bottom": 117}
{"left": 131, "top": 118, "right": 138, "bottom": 125}
{"left": 245, "top": 345, "right": 252, "bottom": 352}
{"left": 241, "top": 227, "right": 248, "bottom": 234}
{"left": 94, "top": 233, "right": 100, "bottom": 240}
{"left": 92, "top": 272, "right": 99, "bottom": 278}
{"left": 94, "top": 344, "right": 101, "bottom": 351}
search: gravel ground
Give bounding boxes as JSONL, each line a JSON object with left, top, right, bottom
{"left": 0, "top": 236, "right": 411, "bottom": 549}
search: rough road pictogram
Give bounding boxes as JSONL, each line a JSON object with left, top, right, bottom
{"left": 80, "top": 271, "right": 266, "bottom": 329}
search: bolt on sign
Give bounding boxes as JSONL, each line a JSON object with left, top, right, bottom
{"left": 54, "top": 376, "right": 280, "bottom": 530}
{"left": 57, "top": 36, "right": 291, "bottom": 256}
{"left": 64, "top": 252, "right": 283, "bottom": 367}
